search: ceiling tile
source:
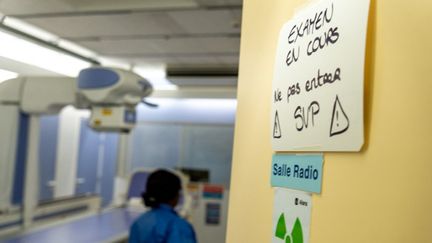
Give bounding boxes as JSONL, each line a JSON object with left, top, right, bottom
{"left": 0, "top": 0, "right": 198, "bottom": 15}
{"left": 77, "top": 36, "right": 239, "bottom": 56}
{"left": 23, "top": 12, "right": 186, "bottom": 38}
{"left": 167, "top": 9, "right": 241, "bottom": 34}
{"left": 0, "top": 0, "right": 74, "bottom": 15}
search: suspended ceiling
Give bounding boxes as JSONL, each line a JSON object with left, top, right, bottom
{"left": 0, "top": 0, "right": 242, "bottom": 77}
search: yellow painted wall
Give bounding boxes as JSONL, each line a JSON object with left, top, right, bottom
{"left": 226, "top": 0, "right": 432, "bottom": 242}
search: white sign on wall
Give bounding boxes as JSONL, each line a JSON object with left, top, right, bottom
{"left": 271, "top": 0, "right": 370, "bottom": 151}
{"left": 272, "top": 188, "right": 312, "bottom": 243}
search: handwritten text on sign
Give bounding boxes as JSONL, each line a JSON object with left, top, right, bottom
{"left": 271, "top": 0, "right": 370, "bottom": 151}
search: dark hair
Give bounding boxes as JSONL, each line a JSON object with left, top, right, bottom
{"left": 142, "top": 170, "right": 181, "bottom": 208}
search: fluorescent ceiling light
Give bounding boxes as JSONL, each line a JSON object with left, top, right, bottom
{"left": 2, "top": 17, "right": 58, "bottom": 43}
{"left": 99, "top": 57, "right": 132, "bottom": 70}
{"left": 154, "top": 84, "right": 178, "bottom": 90}
{"left": 133, "top": 65, "right": 166, "bottom": 80}
{"left": 0, "top": 30, "right": 91, "bottom": 77}
{"left": 133, "top": 65, "right": 178, "bottom": 91}
{"left": 58, "top": 40, "right": 98, "bottom": 59}
{"left": 0, "top": 69, "right": 18, "bottom": 84}
{"left": 3, "top": 17, "right": 97, "bottom": 59}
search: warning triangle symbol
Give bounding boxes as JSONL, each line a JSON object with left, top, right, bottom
{"left": 330, "top": 95, "right": 350, "bottom": 137}
{"left": 273, "top": 111, "right": 282, "bottom": 139}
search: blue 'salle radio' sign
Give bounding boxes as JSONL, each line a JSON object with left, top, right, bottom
{"left": 271, "top": 154, "right": 323, "bottom": 193}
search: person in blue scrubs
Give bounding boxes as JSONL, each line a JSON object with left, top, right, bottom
{"left": 129, "top": 170, "right": 197, "bottom": 243}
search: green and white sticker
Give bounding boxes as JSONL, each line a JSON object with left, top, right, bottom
{"left": 272, "top": 188, "right": 312, "bottom": 243}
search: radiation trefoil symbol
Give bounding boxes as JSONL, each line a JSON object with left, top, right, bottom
{"left": 275, "top": 214, "right": 303, "bottom": 243}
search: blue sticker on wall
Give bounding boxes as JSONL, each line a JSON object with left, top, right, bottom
{"left": 271, "top": 154, "right": 323, "bottom": 194}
